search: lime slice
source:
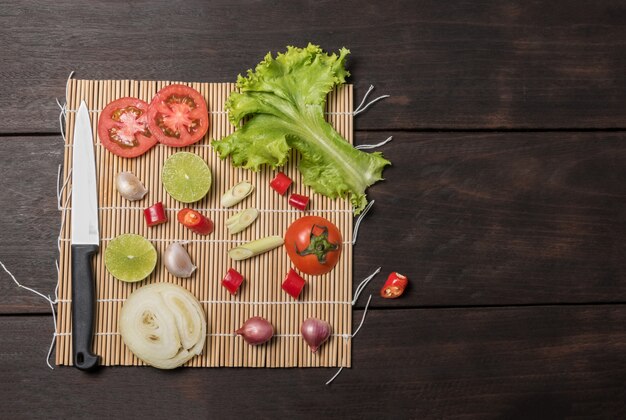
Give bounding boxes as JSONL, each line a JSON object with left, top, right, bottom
{"left": 161, "top": 152, "right": 212, "bottom": 203}
{"left": 105, "top": 234, "right": 157, "bottom": 283}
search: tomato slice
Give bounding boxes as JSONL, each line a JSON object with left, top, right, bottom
{"left": 147, "top": 84, "right": 209, "bottom": 147}
{"left": 97, "top": 98, "right": 156, "bottom": 158}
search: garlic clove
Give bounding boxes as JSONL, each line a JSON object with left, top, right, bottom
{"left": 115, "top": 171, "right": 148, "bottom": 201}
{"left": 164, "top": 242, "right": 196, "bottom": 278}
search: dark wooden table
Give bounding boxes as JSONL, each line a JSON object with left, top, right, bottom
{"left": 1, "top": 1, "right": 625, "bottom": 418}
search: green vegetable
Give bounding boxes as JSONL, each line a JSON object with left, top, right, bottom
{"left": 212, "top": 44, "right": 390, "bottom": 213}
{"left": 226, "top": 208, "right": 259, "bottom": 234}
{"left": 221, "top": 181, "right": 254, "bottom": 208}
{"left": 228, "top": 236, "right": 284, "bottom": 260}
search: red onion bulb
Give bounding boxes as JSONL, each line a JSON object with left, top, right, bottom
{"left": 236, "top": 316, "right": 274, "bottom": 345}
{"left": 301, "top": 318, "right": 332, "bottom": 353}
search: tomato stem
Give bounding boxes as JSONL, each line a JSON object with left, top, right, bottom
{"left": 296, "top": 224, "right": 339, "bottom": 264}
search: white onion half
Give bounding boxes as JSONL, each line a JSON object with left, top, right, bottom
{"left": 120, "top": 283, "right": 207, "bottom": 369}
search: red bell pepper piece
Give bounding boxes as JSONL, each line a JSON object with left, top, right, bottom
{"left": 282, "top": 269, "right": 306, "bottom": 299}
{"left": 288, "top": 193, "right": 309, "bottom": 211}
{"left": 380, "top": 272, "right": 408, "bottom": 299}
{"left": 270, "top": 172, "right": 292, "bottom": 195}
{"left": 177, "top": 208, "right": 214, "bottom": 235}
{"left": 222, "top": 268, "right": 244, "bottom": 295}
{"left": 144, "top": 202, "right": 167, "bottom": 227}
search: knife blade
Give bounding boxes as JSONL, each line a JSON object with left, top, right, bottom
{"left": 71, "top": 101, "right": 100, "bottom": 370}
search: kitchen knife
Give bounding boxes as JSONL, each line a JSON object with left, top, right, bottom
{"left": 71, "top": 101, "right": 100, "bottom": 370}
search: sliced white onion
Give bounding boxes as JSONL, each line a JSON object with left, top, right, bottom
{"left": 120, "top": 283, "right": 207, "bottom": 369}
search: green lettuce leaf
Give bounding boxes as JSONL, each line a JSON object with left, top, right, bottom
{"left": 212, "top": 44, "right": 391, "bottom": 213}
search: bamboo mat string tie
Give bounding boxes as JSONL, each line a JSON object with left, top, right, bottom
{"left": 55, "top": 165, "right": 61, "bottom": 206}
{"left": 355, "top": 136, "right": 393, "bottom": 150}
{"left": 325, "top": 294, "right": 374, "bottom": 385}
{"left": 1, "top": 260, "right": 55, "bottom": 304}
{"left": 56, "top": 71, "right": 75, "bottom": 143}
{"left": 65, "top": 71, "right": 75, "bottom": 104}
{"left": 351, "top": 267, "right": 381, "bottom": 306}
{"left": 57, "top": 191, "right": 72, "bottom": 254}
{"left": 352, "top": 200, "right": 375, "bottom": 244}
{"left": 351, "top": 295, "right": 373, "bottom": 338}
{"left": 0, "top": 260, "right": 58, "bottom": 370}
{"left": 54, "top": 260, "right": 60, "bottom": 302}
{"left": 352, "top": 84, "right": 389, "bottom": 115}
{"left": 55, "top": 98, "right": 67, "bottom": 143}
{"left": 46, "top": 296, "right": 58, "bottom": 369}
{"left": 325, "top": 84, "right": 389, "bottom": 116}
{"left": 57, "top": 166, "right": 72, "bottom": 211}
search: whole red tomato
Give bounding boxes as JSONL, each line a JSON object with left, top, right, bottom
{"left": 284, "top": 216, "right": 342, "bottom": 276}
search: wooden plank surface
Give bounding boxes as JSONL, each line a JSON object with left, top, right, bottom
{"left": 1, "top": 1, "right": 626, "bottom": 132}
{"left": 2, "top": 307, "right": 625, "bottom": 418}
{"left": 1, "top": 0, "right": 625, "bottom": 417}
{"left": 2, "top": 132, "right": 624, "bottom": 313}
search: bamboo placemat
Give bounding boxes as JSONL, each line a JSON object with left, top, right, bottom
{"left": 55, "top": 79, "right": 354, "bottom": 367}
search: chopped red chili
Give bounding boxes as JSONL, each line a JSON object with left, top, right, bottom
{"left": 270, "top": 172, "right": 293, "bottom": 195}
{"left": 380, "top": 272, "right": 408, "bottom": 299}
{"left": 144, "top": 202, "right": 167, "bottom": 227}
{"left": 288, "top": 193, "right": 309, "bottom": 211}
{"left": 282, "top": 269, "right": 306, "bottom": 299}
{"left": 177, "top": 208, "right": 214, "bottom": 235}
{"left": 222, "top": 268, "right": 244, "bottom": 295}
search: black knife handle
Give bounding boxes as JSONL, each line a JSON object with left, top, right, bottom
{"left": 71, "top": 244, "right": 100, "bottom": 371}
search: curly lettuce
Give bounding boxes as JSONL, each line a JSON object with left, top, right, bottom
{"left": 212, "top": 44, "right": 390, "bottom": 213}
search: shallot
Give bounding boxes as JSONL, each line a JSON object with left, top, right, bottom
{"left": 115, "top": 171, "right": 148, "bottom": 201}
{"left": 301, "top": 318, "right": 332, "bottom": 353}
{"left": 236, "top": 316, "right": 274, "bottom": 345}
{"left": 163, "top": 242, "right": 196, "bottom": 278}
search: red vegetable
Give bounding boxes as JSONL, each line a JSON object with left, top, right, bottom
{"left": 177, "top": 208, "right": 214, "bottom": 235}
{"left": 144, "top": 202, "right": 167, "bottom": 227}
{"left": 236, "top": 317, "right": 274, "bottom": 345}
{"left": 284, "top": 216, "right": 342, "bottom": 276}
{"left": 98, "top": 97, "right": 156, "bottom": 158}
{"left": 288, "top": 193, "right": 309, "bottom": 211}
{"left": 222, "top": 268, "right": 244, "bottom": 295}
{"left": 269, "top": 172, "right": 292, "bottom": 195}
{"left": 380, "top": 272, "right": 408, "bottom": 299}
{"left": 301, "top": 318, "right": 332, "bottom": 353}
{"left": 282, "top": 269, "right": 306, "bottom": 299}
{"left": 147, "top": 84, "right": 210, "bottom": 147}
